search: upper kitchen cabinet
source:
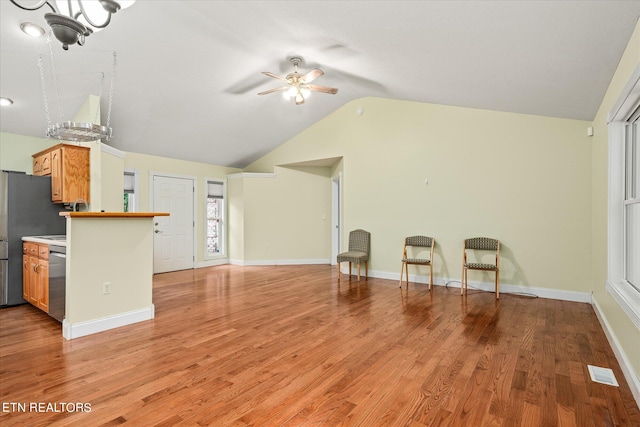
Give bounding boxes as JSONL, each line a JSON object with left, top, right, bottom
{"left": 32, "top": 144, "right": 90, "bottom": 204}
{"left": 32, "top": 152, "right": 51, "bottom": 176}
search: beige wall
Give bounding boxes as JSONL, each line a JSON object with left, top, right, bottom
{"left": 123, "top": 151, "right": 240, "bottom": 263}
{"left": 247, "top": 98, "right": 592, "bottom": 295}
{"left": 0, "top": 132, "right": 55, "bottom": 173}
{"left": 590, "top": 21, "right": 640, "bottom": 380}
{"left": 100, "top": 148, "right": 125, "bottom": 212}
{"left": 232, "top": 166, "right": 332, "bottom": 264}
{"left": 227, "top": 175, "right": 245, "bottom": 262}
{"left": 64, "top": 216, "right": 154, "bottom": 338}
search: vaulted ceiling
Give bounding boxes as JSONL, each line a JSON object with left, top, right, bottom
{"left": 1, "top": 1, "right": 640, "bottom": 168}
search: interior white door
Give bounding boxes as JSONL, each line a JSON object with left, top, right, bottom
{"left": 153, "top": 175, "right": 194, "bottom": 273}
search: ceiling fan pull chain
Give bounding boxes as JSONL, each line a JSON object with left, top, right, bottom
{"left": 36, "top": 54, "right": 52, "bottom": 139}
{"left": 46, "top": 31, "right": 65, "bottom": 123}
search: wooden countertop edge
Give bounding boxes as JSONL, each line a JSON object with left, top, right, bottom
{"left": 59, "top": 212, "right": 170, "bottom": 218}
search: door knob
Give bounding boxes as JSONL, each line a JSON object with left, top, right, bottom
{"left": 155, "top": 230, "right": 163, "bottom": 234}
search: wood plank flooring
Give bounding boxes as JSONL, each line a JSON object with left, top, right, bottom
{"left": 1, "top": 264, "right": 638, "bottom": 426}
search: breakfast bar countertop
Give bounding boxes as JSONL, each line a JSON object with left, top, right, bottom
{"left": 22, "top": 235, "right": 68, "bottom": 246}
{"left": 59, "top": 212, "right": 170, "bottom": 218}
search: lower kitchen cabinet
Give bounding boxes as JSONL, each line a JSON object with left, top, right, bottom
{"left": 22, "top": 242, "right": 49, "bottom": 313}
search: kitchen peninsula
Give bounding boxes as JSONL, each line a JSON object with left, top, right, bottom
{"left": 59, "top": 211, "right": 169, "bottom": 340}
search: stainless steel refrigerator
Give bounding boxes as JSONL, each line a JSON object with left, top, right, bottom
{"left": 0, "top": 170, "right": 67, "bottom": 307}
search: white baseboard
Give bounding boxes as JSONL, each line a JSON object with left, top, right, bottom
{"left": 591, "top": 297, "right": 640, "bottom": 408}
{"left": 62, "top": 305, "right": 155, "bottom": 340}
{"left": 234, "top": 258, "right": 330, "bottom": 267}
{"left": 342, "top": 268, "right": 592, "bottom": 303}
{"left": 195, "top": 258, "right": 229, "bottom": 268}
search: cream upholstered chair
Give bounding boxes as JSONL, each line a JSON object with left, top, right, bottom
{"left": 337, "top": 229, "right": 370, "bottom": 282}
{"left": 461, "top": 237, "right": 500, "bottom": 299}
{"left": 399, "top": 236, "right": 435, "bottom": 290}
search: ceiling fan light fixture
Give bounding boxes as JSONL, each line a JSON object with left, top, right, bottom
{"left": 20, "top": 21, "right": 45, "bottom": 37}
{"left": 10, "top": 0, "right": 135, "bottom": 49}
{"left": 259, "top": 56, "right": 337, "bottom": 105}
{"left": 283, "top": 86, "right": 310, "bottom": 100}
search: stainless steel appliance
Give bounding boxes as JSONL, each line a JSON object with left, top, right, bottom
{"left": 0, "top": 171, "right": 66, "bottom": 307}
{"left": 48, "top": 244, "right": 66, "bottom": 322}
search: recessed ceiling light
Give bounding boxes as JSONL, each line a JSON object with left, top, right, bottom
{"left": 20, "top": 21, "right": 45, "bottom": 37}
{"left": 0, "top": 97, "right": 14, "bottom": 107}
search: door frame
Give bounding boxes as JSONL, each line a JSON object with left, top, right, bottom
{"left": 331, "top": 173, "right": 341, "bottom": 264}
{"left": 149, "top": 171, "right": 197, "bottom": 273}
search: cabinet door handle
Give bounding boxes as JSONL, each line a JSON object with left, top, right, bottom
{"left": 33, "top": 264, "right": 39, "bottom": 273}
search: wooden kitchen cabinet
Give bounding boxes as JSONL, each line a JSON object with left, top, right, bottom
{"left": 22, "top": 242, "right": 49, "bottom": 313}
{"left": 22, "top": 255, "right": 30, "bottom": 302}
{"left": 32, "top": 152, "right": 51, "bottom": 176}
{"left": 32, "top": 143, "right": 90, "bottom": 204}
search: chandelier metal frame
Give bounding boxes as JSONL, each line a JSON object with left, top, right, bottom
{"left": 10, "top": 0, "right": 131, "bottom": 50}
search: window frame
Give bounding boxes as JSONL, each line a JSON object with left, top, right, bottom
{"left": 123, "top": 169, "right": 139, "bottom": 213}
{"left": 204, "top": 178, "right": 226, "bottom": 260}
{"left": 607, "top": 64, "right": 640, "bottom": 330}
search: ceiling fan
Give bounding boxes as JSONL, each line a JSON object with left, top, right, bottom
{"left": 258, "top": 57, "right": 338, "bottom": 105}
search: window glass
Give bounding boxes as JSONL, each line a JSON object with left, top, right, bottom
{"left": 206, "top": 180, "right": 224, "bottom": 257}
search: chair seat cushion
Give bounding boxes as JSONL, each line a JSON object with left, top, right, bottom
{"left": 464, "top": 262, "right": 497, "bottom": 270}
{"left": 337, "top": 251, "right": 368, "bottom": 263}
{"left": 402, "top": 258, "right": 430, "bottom": 264}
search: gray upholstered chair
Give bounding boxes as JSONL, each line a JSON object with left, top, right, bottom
{"left": 461, "top": 237, "right": 500, "bottom": 299}
{"left": 399, "top": 236, "right": 435, "bottom": 290}
{"left": 336, "top": 229, "right": 370, "bottom": 282}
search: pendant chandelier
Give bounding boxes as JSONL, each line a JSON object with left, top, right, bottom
{"left": 10, "top": 0, "right": 135, "bottom": 50}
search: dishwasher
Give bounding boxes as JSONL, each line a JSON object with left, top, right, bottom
{"left": 48, "top": 245, "right": 66, "bottom": 322}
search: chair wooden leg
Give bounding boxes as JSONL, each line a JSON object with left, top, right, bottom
{"left": 337, "top": 262, "right": 340, "bottom": 283}
{"left": 405, "top": 264, "right": 408, "bottom": 286}
{"left": 461, "top": 267, "right": 466, "bottom": 296}
{"left": 429, "top": 264, "right": 433, "bottom": 291}
{"left": 365, "top": 262, "right": 368, "bottom": 280}
{"left": 349, "top": 262, "right": 352, "bottom": 280}
{"left": 357, "top": 263, "right": 361, "bottom": 281}
{"left": 399, "top": 262, "right": 404, "bottom": 287}
{"left": 496, "top": 270, "right": 500, "bottom": 300}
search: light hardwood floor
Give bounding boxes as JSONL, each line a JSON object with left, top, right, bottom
{"left": 1, "top": 264, "right": 639, "bottom": 426}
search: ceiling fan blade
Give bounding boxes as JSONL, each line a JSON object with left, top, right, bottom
{"left": 262, "top": 71, "right": 286, "bottom": 81}
{"left": 306, "top": 84, "right": 338, "bottom": 94}
{"left": 300, "top": 68, "right": 324, "bottom": 83}
{"left": 258, "top": 86, "right": 288, "bottom": 96}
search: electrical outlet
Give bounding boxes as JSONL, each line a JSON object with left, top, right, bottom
{"left": 103, "top": 282, "right": 111, "bottom": 295}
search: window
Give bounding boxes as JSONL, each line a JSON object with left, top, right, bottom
{"left": 124, "top": 170, "right": 136, "bottom": 213}
{"left": 607, "top": 65, "right": 640, "bottom": 329}
{"left": 206, "top": 179, "right": 225, "bottom": 258}
{"left": 624, "top": 107, "right": 640, "bottom": 292}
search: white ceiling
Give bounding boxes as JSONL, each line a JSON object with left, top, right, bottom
{"left": 1, "top": 1, "right": 640, "bottom": 168}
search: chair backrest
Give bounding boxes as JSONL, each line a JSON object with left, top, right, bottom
{"left": 348, "top": 229, "right": 370, "bottom": 254}
{"left": 464, "top": 237, "right": 499, "bottom": 251}
{"left": 405, "top": 235, "right": 433, "bottom": 248}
